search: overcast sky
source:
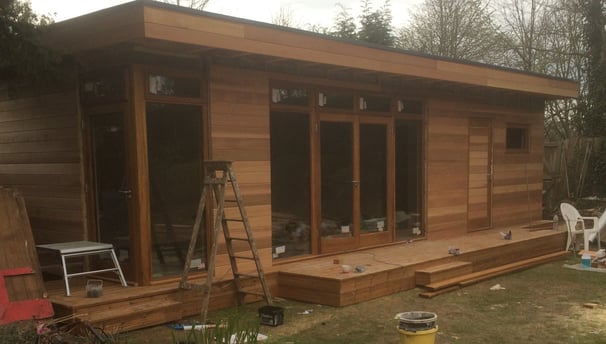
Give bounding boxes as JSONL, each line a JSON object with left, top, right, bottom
{"left": 30, "top": 0, "right": 424, "bottom": 29}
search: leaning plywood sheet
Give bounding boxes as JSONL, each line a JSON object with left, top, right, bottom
{"left": 0, "top": 187, "right": 53, "bottom": 324}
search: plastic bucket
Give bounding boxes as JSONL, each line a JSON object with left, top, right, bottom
{"left": 395, "top": 311, "right": 438, "bottom": 344}
{"left": 398, "top": 327, "right": 438, "bottom": 344}
{"left": 582, "top": 254, "right": 591, "bottom": 268}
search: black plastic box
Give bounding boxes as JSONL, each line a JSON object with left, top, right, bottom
{"left": 258, "top": 306, "right": 284, "bottom": 326}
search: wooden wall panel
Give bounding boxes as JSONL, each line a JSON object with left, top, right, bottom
{"left": 0, "top": 90, "right": 84, "bottom": 244}
{"left": 492, "top": 111, "right": 544, "bottom": 227}
{"left": 209, "top": 65, "right": 272, "bottom": 272}
{"left": 425, "top": 100, "right": 469, "bottom": 239}
{"left": 425, "top": 96, "right": 545, "bottom": 239}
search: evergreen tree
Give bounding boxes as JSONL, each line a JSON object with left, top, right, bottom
{"left": 0, "top": 0, "right": 59, "bottom": 86}
{"left": 332, "top": 3, "right": 357, "bottom": 40}
{"left": 330, "top": 1, "right": 394, "bottom": 46}
{"left": 357, "top": 0, "right": 394, "bottom": 46}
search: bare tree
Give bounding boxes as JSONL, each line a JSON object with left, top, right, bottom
{"left": 271, "top": 5, "right": 299, "bottom": 28}
{"left": 494, "top": 0, "right": 586, "bottom": 140}
{"left": 539, "top": 0, "right": 586, "bottom": 141}
{"left": 397, "top": 0, "right": 500, "bottom": 63}
{"left": 158, "top": 0, "right": 211, "bottom": 10}
{"left": 496, "top": 0, "right": 550, "bottom": 72}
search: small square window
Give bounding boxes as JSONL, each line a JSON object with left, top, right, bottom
{"left": 506, "top": 126, "right": 529, "bottom": 151}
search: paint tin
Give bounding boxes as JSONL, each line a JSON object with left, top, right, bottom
{"left": 86, "top": 279, "right": 103, "bottom": 298}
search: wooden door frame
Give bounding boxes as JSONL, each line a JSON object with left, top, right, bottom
{"left": 83, "top": 101, "right": 139, "bottom": 282}
{"left": 316, "top": 113, "right": 394, "bottom": 253}
{"left": 132, "top": 64, "right": 209, "bottom": 285}
{"left": 317, "top": 114, "right": 358, "bottom": 253}
{"left": 128, "top": 64, "right": 150, "bottom": 284}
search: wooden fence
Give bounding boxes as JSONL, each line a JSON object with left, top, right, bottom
{"left": 543, "top": 137, "right": 604, "bottom": 215}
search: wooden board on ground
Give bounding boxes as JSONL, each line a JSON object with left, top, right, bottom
{"left": 424, "top": 251, "right": 569, "bottom": 292}
{"left": 415, "top": 261, "right": 472, "bottom": 286}
{"left": 0, "top": 187, "right": 53, "bottom": 324}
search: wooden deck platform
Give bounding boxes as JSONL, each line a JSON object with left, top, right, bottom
{"left": 45, "top": 226, "right": 568, "bottom": 332}
{"left": 276, "top": 227, "right": 567, "bottom": 306}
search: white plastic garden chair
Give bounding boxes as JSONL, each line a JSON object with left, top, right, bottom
{"left": 588, "top": 210, "right": 606, "bottom": 243}
{"left": 560, "top": 202, "right": 601, "bottom": 252}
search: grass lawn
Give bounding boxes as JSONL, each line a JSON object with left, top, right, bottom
{"left": 4, "top": 256, "right": 606, "bottom": 343}
{"left": 125, "top": 256, "right": 606, "bottom": 344}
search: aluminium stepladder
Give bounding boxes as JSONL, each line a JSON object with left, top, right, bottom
{"left": 179, "top": 160, "right": 272, "bottom": 324}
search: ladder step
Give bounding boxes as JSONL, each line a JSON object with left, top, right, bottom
{"left": 231, "top": 255, "right": 255, "bottom": 260}
{"left": 235, "top": 273, "right": 260, "bottom": 279}
{"left": 223, "top": 218, "right": 244, "bottom": 222}
{"left": 227, "top": 237, "right": 250, "bottom": 241}
{"left": 204, "top": 179, "right": 226, "bottom": 185}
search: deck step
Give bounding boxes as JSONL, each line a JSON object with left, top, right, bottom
{"left": 415, "top": 261, "right": 472, "bottom": 286}
{"left": 422, "top": 251, "right": 569, "bottom": 292}
{"left": 82, "top": 299, "right": 183, "bottom": 333}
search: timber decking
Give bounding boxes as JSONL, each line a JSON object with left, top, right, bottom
{"left": 276, "top": 227, "right": 567, "bottom": 306}
{"left": 45, "top": 226, "right": 567, "bottom": 332}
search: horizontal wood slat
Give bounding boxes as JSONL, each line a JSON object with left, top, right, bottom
{"left": 415, "top": 261, "right": 472, "bottom": 286}
{"left": 423, "top": 251, "right": 569, "bottom": 291}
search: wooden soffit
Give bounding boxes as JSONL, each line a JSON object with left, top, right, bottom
{"left": 47, "top": 0, "right": 579, "bottom": 99}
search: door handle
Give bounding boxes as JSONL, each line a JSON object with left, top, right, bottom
{"left": 118, "top": 189, "right": 132, "bottom": 199}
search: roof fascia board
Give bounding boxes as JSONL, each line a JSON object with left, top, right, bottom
{"left": 46, "top": 1, "right": 578, "bottom": 99}
{"left": 141, "top": 5, "right": 577, "bottom": 98}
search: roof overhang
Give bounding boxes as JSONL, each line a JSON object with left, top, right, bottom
{"left": 46, "top": 0, "right": 579, "bottom": 99}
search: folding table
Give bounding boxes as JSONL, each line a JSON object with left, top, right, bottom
{"left": 37, "top": 241, "right": 127, "bottom": 296}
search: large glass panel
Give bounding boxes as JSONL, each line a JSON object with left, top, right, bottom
{"left": 360, "top": 123, "right": 387, "bottom": 233}
{"left": 320, "top": 121, "right": 354, "bottom": 237}
{"left": 91, "top": 113, "right": 130, "bottom": 262}
{"left": 395, "top": 120, "right": 422, "bottom": 240}
{"left": 270, "top": 112, "right": 311, "bottom": 259}
{"left": 146, "top": 103, "right": 203, "bottom": 277}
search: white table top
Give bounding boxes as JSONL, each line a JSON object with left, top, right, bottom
{"left": 37, "top": 241, "right": 113, "bottom": 254}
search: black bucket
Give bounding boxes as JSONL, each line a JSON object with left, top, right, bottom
{"left": 395, "top": 311, "right": 437, "bottom": 332}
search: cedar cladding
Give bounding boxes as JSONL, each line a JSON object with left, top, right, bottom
{"left": 0, "top": 88, "right": 83, "bottom": 244}
{"left": 209, "top": 65, "right": 273, "bottom": 272}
